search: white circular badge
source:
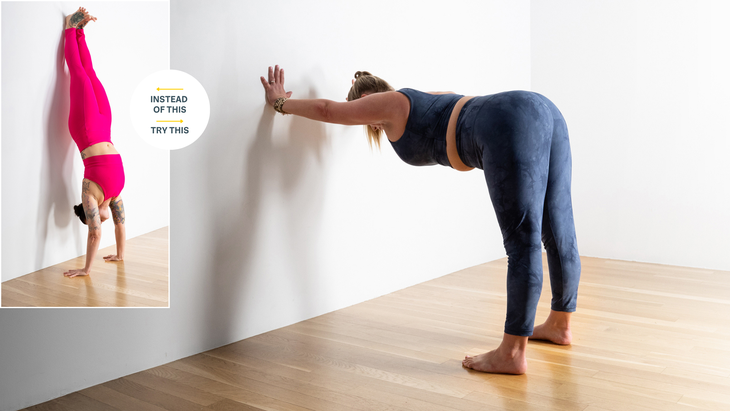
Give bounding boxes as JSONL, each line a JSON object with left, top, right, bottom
{"left": 130, "top": 69, "right": 210, "bottom": 150}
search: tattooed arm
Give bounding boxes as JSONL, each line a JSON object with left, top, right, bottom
{"left": 64, "top": 185, "right": 102, "bottom": 277}
{"left": 105, "top": 196, "right": 126, "bottom": 261}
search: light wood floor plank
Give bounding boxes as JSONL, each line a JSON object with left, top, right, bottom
{"left": 203, "top": 398, "right": 267, "bottom": 411}
{"left": 168, "top": 357, "right": 361, "bottom": 411}
{"left": 78, "top": 384, "right": 169, "bottom": 411}
{"left": 147, "top": 365, "right": 315, "bottom": 411}
{"left": 49, "top": 392, "right": 120, "bottom": 411}
{"left": 24, "top": 256, "right": 730, "bottom": 410}
{"left": 205, "top": 343, "right": 507, "bottom": 411}
{"left": 2, "top": 227, "right": 169, "bottom": 307}
{"left": 22, "top": 401, "right": 74, "bottom": 411}
{"left": 103, "top": 377, "right": 202, "bottom": 411}
{"left": 124, "top": 370, "right": 223, "bottom": 406}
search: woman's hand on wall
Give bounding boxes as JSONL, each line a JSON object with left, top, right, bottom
{"left": 260, "top": 65, "right": 292, "bottom": 106}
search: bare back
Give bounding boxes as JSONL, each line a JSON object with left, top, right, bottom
{"left": 81, "top": 142, "right": 118, "bottom": 160}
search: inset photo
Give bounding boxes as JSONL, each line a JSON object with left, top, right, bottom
{"left": 1, "top": 2, "right": 170, "bottom": 307}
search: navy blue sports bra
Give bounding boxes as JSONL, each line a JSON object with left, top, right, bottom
{"left": 389, "top": 88, "right": 464, "bottom": 167}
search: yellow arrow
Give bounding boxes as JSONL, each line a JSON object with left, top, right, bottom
{"left": 156, "top": 120, "right": 184, "bottom": 123}
{"left": 157, "top": 87, "right": 183, "bottom": 91}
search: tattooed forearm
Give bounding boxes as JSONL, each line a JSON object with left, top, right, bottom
{"left": 111, "top": 197, "right": 126, "bottom": 225}
{"left": 85, "top": 203, "right": 100, "bottom": 231}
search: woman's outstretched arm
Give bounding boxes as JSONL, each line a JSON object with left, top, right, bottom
{"left": 64, "top": 182, "right": 102, "bottom": 277}
{"left": 260, "top": 65, "right": 405, "bottom": 126}
{"left": 277, "top": 92, "right": 403, "bottom": 125}
{"left": 105, "top": 196, "right": 125, "bottom": 262}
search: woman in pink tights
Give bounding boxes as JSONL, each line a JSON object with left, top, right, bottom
{"left": 63, "top": 8, "right": 126, "bottom": 278}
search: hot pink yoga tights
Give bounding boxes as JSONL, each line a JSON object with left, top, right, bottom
{"left": 64, "top": 27, "right": 112, "bottom": 151}
{"left": 65, "top": 28, "right": 124, "bottom": 200}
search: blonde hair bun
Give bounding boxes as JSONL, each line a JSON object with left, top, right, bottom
{"left": 354, "top": 71, "right": 373, "bottom": 79}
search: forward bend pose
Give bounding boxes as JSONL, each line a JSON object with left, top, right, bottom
{"left": 260, "top": 66, "right": 581, "bottom": 374}
{"left": 63, "top": 8, "right": 126, "bottom": 278}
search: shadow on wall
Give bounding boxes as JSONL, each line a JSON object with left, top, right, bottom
{"left": 201, "top": 24, "right": 328, "bottom": 343}
{"left": 204, "top": 99, "right": 328, "bottom": 344}
{"left": 35, "top": 22, "right": 81, "bottom": 269}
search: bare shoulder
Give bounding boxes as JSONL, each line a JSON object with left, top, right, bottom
{"left": 360, "top": 91, "right": 410, "bottom": 117}
{"left": 323, "top": 91, "right": 410, "bottom": 126}
{"left": 355, "top": 90, "right": 408, "bottom": 106}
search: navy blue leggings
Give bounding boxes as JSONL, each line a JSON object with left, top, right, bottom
{"left": 456, "top": 91, "right": 581, "bottom": 336}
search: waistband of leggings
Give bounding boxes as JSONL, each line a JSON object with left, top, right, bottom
{"left": 83, "top": 153, "right": 123, "bottom": 167}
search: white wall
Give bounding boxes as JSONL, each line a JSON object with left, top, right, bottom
{"left": 169, "top": 0, "right": 529, "bottom": 347}
{"left": 1, "top": 1, "right": 170, "bottom": 282}
{"left": 0, "top": 1, "right": 530, "bottom": 410}
{"left": 532, "top": 0, "right": 730, "bottom": 270}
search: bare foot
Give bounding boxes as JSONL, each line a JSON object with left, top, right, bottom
{"left": 462, "top": 349, "right": 527, "bottom": 375}
{"left": 529, "top": 310, "right": 573, "bottom": 345}
{"left": 462, "top": 333, "right": 528, "bottom": 374}
{"left": 65, "top": 8, "right": 85, "bottom": 29}
{"left": 77, "top": 11, "right": 97, "bottom": 29}
{"left": 65, "top": 7, "right": 96, "bottom": 29}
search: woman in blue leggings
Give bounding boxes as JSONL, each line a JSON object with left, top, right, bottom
{"left": 260, "top": 66, "right": 581, "bottom": 375}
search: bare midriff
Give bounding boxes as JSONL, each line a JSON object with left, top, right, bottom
{"left": 446, "top": 96, "right": 475, "bottom": 172}
{"left": 81, "top": 142, "right": 118, "bottom": 160}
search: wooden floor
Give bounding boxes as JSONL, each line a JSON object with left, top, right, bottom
{"left": 23, "top": 256, "right": 730, "bottom": 410}
{"left": 2, "top": 227, "right": 168, "bottom": 308}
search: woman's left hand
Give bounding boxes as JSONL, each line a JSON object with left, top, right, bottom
{"left": 64, "top": 268, "right": 89, "bottom": 278}
{"left": 103, "top": 254, "right": 123, "bottom": 262}
{"left": 260, "top": 65, "right": 292, "bottom": 106}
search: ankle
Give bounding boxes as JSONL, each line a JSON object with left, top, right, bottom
{"left": 548, "top": 319, "right": 570, "bottom": 329}
{"left": 499, "top": 333, "right": 528, "bottom": 357}
{"left": 546, "top": 310, "right": 572, "bottom": 328}
{"left": 499, "top": 346, "right": 525, "bottom": 359}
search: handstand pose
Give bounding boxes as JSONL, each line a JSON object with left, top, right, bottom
{"left": 63, "top": 8, "right": 126, "bottom": 278}
{"left": 261, "top": 66, "right": 581, "bottom": 374}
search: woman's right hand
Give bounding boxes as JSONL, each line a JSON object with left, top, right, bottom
{"left": 260, "top": 65, "right": 293, "bottom": 106}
